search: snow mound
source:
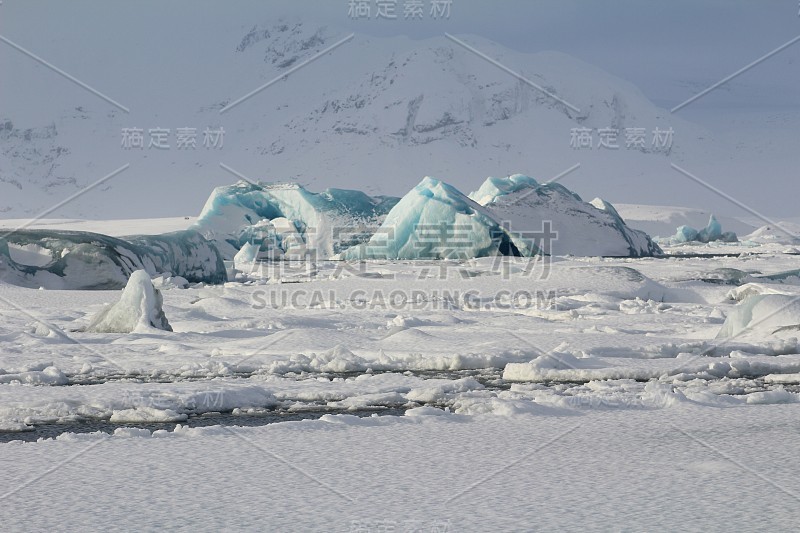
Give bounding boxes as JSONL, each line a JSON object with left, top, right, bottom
{"left": 192, "top": 180, "right": 399, "bottom": 260}
{"left": 0, "top": 365, "right": 68, "bottom": 385}
{"left": 342, "top": 177, "right": 522, "bottom": 260}
{"left": 503, "top": 351, "right": 608, "bottom": 382}
{"left": 469, "top": 175, "right": 661, "bottom": 257}
{"left": 110, "top": 407, "right": 188, "bottom": 423}
{"left": 717, "top": 294, "right": 800, "bottom": 339}
{"left": 743, "top": 223, "right": 800, "bottom": 245}
{"left": 726, "top": 283, "right": 789, "bottom": 302}
{"left": 86, "top": 270, "right": 173, "bottom": 333}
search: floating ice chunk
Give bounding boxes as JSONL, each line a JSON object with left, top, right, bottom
{"left": 668, "top": 215, "right": 738, "bottom": 244}
{"left": 0, "top": 229, "right": 226, "bottom": 289}
{"left": 755, "top": 268, "right": 800, "bottom": 283}
{"left": 342, "top": 177, "right": 520, "bottom": 260}
{"left": 503, "top": 351, "right": 607, "bottom": 382}
{"left": 406, "top": 377, "right": 483, "bottom": 404}
{"left": 640, "top": 382, "right": 688, "bottom": 408}
{"left": 717, "top": 294, "right": 800, "bottom": 339}
{"left": 193, "top": 180, "right": 398, "bottom": 259}
{"left": 113, "top": 428, "right": 155, "bottom": 438}
{"left": 673, "top": 225, "right": 699, "bottom": 243}
{"left": 743, "top": 223, "right": 800, "bottom": 245}
{"left": 0, "top": 365, "right": 68, "bottom": 385}
{"left": 86, "top": 270, "right": 173, "bottom": 333}
{"left": 745, "top": 388, "right": 797, "bottom": 405}
{"left": 152, "top": 274, "right": 189, "bottom": 290}
{"left": 404, "top": 406, "right": 453, "bottom": 417}
{"left": 465, "top": 174, "right": 661, "bottom": 257}
{"left": 233, "top": 241, "right": 260, "bottom": 269}
{"left": 697, "top": 214, "right": 722, "bottom": 242}
{"left": 725, "top": 283, "right": 788, "bottom": 302}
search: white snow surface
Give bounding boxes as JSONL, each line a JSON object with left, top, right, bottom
{"left": 0, "top": 216, "right": 799, "bottom": 530}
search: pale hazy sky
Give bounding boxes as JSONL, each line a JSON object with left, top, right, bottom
{"left": 4, "top": 0, "right": 799, "bottom": 113}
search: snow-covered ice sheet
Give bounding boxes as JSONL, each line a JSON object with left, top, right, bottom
{"left": 1, "top": 226, "right": 799, "bottom": 530}
{"left": 1, "top": 405, "right": 799, "bottom": 531}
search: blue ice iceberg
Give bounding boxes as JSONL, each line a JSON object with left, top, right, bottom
{"left": 670, "top": 215, "right": 738, "bottom": 244}
{"left": 342, "top": 177, "right": 524, "bottom": 259}
{"left": 195, "top": 175, "right": 662, "bottom": 261}
{"left": 192, "top": 181, "right": 399, "bottom": 260}
{"left": 0, "top": 229, "right": 226, "bottom": 290}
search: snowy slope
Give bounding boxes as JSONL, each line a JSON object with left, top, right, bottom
{"left": 1, "top": 18, "right": 719, "bottom": 219}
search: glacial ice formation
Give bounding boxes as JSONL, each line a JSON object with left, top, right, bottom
{"left": 192, "top": 181, "right": 399, "bottom": 260}
{"left": 195, "top": 175, "right": 662, "bottom": 261}
{"left": 670, "top": 215, "right": 738, "bottom": 244}
{"left": 86, "top": 270, "right": 173, "bottom": 333}
{"left": 717, "top": 294, "right": 800, "bottom": 339}
{"left": 0, "top": 229, "right": 226, "bottom": 290}
{"left": 468, "top": 175, "right": 662, "bottom": 257}
{"left": 341, "top": 177, "right": 522, "bottom": 260}
{"left": 0, "top": 173, "right": 663, "bottom": 291}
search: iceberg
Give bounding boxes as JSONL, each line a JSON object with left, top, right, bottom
{"left": 697, "top": 214, "right": 723, "bottom": 242}
{"left": 233, "top": 241, "right": 260, "bottom": 269}
{"left": 0, "top": 229, "right": 226, "bottom": 290}
{"left": 467, "top": 175, "right": 661, "bottom": 257}
{"left": 195, "top": 175, "right": 661, "bottom": 261}
{"left": 341, "top": 177, "right": 523, "bottom": 260}
{"left": 672, "top": 225, "right": 699, "bottom": 243}
{"left": 192, "top": 181, "right": 399, "bottom": 260}
{"left": 0, "top": 173, "right": 664, "bottom": 288}
{"left": 86, "top": 270, "right": 172, "bottom": 333}
{"left": 468, "top": 174, "right": 541, "bottom": 205}
{"left": 669, "top": 215, "right": 738, "bottom": 244}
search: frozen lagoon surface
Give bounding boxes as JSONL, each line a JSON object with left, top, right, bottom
{"left": 1, "top": 224, "right": 800, "bottom": 530}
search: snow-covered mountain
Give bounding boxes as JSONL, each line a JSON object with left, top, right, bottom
{"left": 1, "top": 19, "right": 720, "bottom": 219}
